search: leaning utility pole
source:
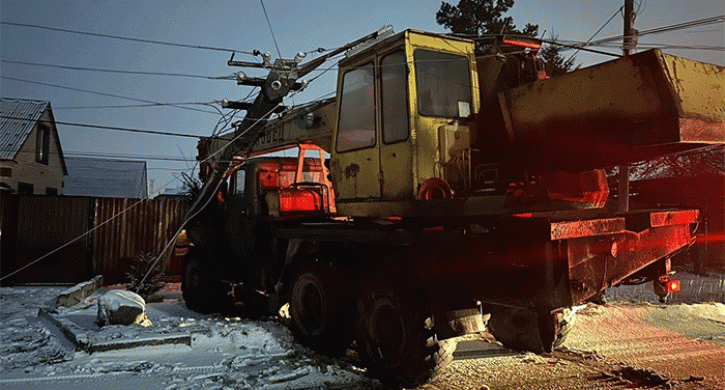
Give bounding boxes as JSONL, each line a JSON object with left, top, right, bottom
{"left": 618, "top": 0, "right": 635, "bottom": 212}
{"left": 623, "top": 0, "right": 635, "bottom": 56}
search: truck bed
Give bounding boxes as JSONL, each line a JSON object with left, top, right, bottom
{"left": 499, "top": 49, "right": 725, "bottom": 173}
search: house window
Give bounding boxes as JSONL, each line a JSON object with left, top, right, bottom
{"left": 36, "top": 124, "right": 50, "bottom": 165}
{"left": 46, "top": 187, "right": 58, "bottom": 195}
{"left": 0, "top": 167, "right": 10, "bottom": 177}
{"left": 18, "top": 182, "right": 34, "bottom": 194}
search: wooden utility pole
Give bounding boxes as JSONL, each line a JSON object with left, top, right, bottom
{"left": 618, "top": 0, "right": 635, "bottom": 212}
{"left": 623, "top": 0, "right": 635, "bottom": 55}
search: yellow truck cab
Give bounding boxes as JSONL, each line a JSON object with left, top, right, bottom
{"left": 330, "top": 30, "right": 480, "bottom": 216}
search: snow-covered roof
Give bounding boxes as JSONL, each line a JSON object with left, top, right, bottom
{"left": 64, "top": 156, "right": 148, "bottom": 198}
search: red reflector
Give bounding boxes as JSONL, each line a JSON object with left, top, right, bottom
{"left": 512, "top": 213, "right": 533, "bottom": 218}
{"left": 666, "top": 279, "right": 681, "bottom": 294}
{"left": 424, "top": 226, "right": 445, "bottom": 231}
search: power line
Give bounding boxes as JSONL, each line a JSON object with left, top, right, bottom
{"left": 1, "top": 59, "right": 237, "bottom": 80}
{"left": 566, "top": 5, "right": 624, "bottom": 63}
{"left": 4, "top": 148, "right": 199, "bottom": 162}
{"left": 52, "top": 102, "right": 218, "bottom": 110}
{"left": 0, "top": 115, "right": 206, "bottom": 138}
{"left": 260, "top": 0, "right": 284, "bottom": 61}
{"left": 588, "top": 15, "right": 725, "bottom": 47}
{"left": 594, "top": 42, "right": 725, "bottom": 51}
{"left": 540, "top": 38, "right": 622, "bottom": 57}
{"left": 64, "top": 151, "right": 195, "bottom": 162}
{"left": 1, "top": 21, "right": 256, "bottom": 55}
{"left": 0, "top": 76, "right": 219, "bottom": 116}
{"left": 67, "top": 165, "right": 191, "bottom": 172}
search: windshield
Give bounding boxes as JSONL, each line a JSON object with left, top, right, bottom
{"left": 414, "top": 50, "right": 472, "bottom": 118}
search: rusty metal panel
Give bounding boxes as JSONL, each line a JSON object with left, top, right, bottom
{"left": 550, "top": 218, "right": 625, "bottom": 241}
{"left": 0, "top": 193, "right": 19, "bottom": 285}
{"left": 650, "top": 210, "right": 699, "bottom": 228}
{"left": 499, "top": 49, "right": 725, "bottom": 173}
{"left": 92, "top": 198, "right": 188, "bottom": 284}
{"left": 567, "top": 216, "right": 696, "bottom": 303}
{"left": 7, "top": 196, "right": 93, "bottom": 284}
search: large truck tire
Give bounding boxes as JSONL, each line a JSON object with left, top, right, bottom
{"left": 288, "top": 262, "right": 351, "bottom": 355}
{"left": 181, "top": 245, "right": 232, "bottom": 314}
{"left": 487, "top": 307, "right": 547, "bottom": 353}
{"left": 355, "top": 288, "right": 454, "bottom": 389}
{"left": 488, "top": 307, "right": 577, "bottom": 353}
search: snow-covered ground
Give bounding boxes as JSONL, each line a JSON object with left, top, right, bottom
{"left": 1, "top": 271, "right": 722, "bottom": 390}
{"left": 0, "top": 284, "right": 374, "bottom": 390}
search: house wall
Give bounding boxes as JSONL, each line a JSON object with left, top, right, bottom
{"left": 0, "top": 110, "right": 65, "bottom": 194}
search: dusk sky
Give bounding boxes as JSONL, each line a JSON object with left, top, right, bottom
{"left": 2, "top": 0, "right": 723, "bottom": 196}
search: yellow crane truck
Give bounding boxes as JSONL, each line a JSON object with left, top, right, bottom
{"left": 181, "top": 28, "right": 724, "bottom": 388}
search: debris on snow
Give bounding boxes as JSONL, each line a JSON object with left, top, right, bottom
{"left": 97, "top": 290, "right": 151, "bottom": 327}
{"left": 56, "top": 275, "right": 103, "bottom": 308}
{"left": 614, "top": 366, "right": 673, "bottom": 388}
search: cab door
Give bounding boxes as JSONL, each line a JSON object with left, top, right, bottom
{"left": 378, "top": 50, "right": 413, "bottom": 200}
{"left": 331, "top": 62, "right": 381, "bottom": 200}
{"left": 224, "top": 166, "right": 255, "bottom": 259}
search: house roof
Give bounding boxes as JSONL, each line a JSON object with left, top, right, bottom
{"left": 64, "top": 156, "right": 148, "bottom": 198}
{"left": 0, "top": 98, "right": 50, "bottom": 160}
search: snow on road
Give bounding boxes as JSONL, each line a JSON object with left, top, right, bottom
{"left": 2, "top": 272, "right": 723, "bottom": 390}
{"left": 0, "top": 287, "right": 73, "bottom": 371}
{"left": 0, "top": 285, "right": 373, "bottom": 390}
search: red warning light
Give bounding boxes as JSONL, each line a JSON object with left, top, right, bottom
{"left": 502, "top": 38, "right": 542, "bottom": 50}
{"left": 666, "top": 279, "right": 681, "bottom": 294}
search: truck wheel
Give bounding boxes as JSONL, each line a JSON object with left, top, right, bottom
{"left": 355, "top": 288, "right": 453, "bottom": 388}
{"left": 488, "top": 308, "right": 576, "bottom": 353}
{"left": 487, "top": 308, "right": 546, "bottom": 353}
{"left": 289, "top": 263, "right": 350, "bottom": 355}
{"left": 181, "top": 245, "right": 231, "bottom": 314}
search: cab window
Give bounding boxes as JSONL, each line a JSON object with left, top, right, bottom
{"left": 233, "top": 169, "right": 246, "bottom": 195}
{"left": 414, "top": 50, "right": 472, "bottom": 118}
{"left": 381, "top": 50, "right": 409, "bottom": 144}
{"left": 336, "top": 63, "right": 376, "bottom": 152}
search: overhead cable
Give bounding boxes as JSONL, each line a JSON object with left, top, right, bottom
{"left": 566, "top": 5, "right": 624, "bottom": 63}
{"left": 1, "top": 21, "right": 256, "bottom": 55}
{"left": 588, "top": 15, "right": 724, "bottom": 47}
{"left": 52, "top": 102, "right": 218, "bottom": 110}
{"left": 260, "top": 0, "right": 284, "bottom": 60}
{"left": 63, "top": 151, "right": 195, "bottom": 162}
{"left": 1, "top": 75, "right": 219, "bottom": 115}
{"left": 1, "top": 59, "right": 237, "bottom": 80}
{"left": 0, "top": 115, "right": 206, "bottom": 138}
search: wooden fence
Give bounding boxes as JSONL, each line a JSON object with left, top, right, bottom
{"left": 0, "top": 194, "right": 188, "bottom": 286}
